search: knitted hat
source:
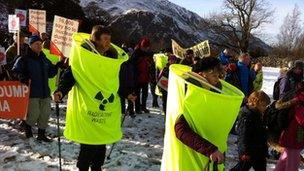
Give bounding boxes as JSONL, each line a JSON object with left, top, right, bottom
{"left": 29, "top": 35, "right": 42, "bottom": 45}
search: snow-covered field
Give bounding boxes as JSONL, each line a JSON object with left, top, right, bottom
{"left": 0, "top": 67, "right": 297, "bottom": 171}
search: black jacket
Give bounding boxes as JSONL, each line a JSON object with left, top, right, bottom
{"left": 237, "top": 105, "right": 268, "bottom": 158}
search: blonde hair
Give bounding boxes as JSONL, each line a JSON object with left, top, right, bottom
{"left": 247, "top": 91, "right": 270, "bottom": 108}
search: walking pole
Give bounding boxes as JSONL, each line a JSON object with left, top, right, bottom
{"left": 56, "top": 102, "right": 62, "bottom": 171}
{"left": 106, "top": 108, "right": 128, "bottom": 160}
{"left": 106, "top": 98, "right": 134, "bottom": 160}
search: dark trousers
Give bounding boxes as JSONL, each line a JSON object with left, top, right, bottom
{"left": 121, "top": 97, "right": 126, "bottom": 114}
{"left": 77, "top": 144, "right": 106, "bottom": 171}
{"left": 134, "top": 83, "right": 149, "bottom": 111}
{"left": 160, "top": 89, "right": 167, "bottom": 113}
{"left": 150, "top": 82, "right": 158, "bottom": 102}
{"left": 230, "top": 158, "right": 266, "bottom": 171}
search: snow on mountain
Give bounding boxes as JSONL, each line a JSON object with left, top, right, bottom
{"left": 80, "top": 0, "right": 210, "bottom": 47}
{"left": 80, "top": 0, "right": 271, "bottom": 55}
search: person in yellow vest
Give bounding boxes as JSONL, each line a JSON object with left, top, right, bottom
{"left": 161, "top": 57, "right": 244, "bottom": 171}
{"left": 174, "top": 57, "right": 225, "bottom": 165}
{"left": 53, "top": 26, "right": 136, "bottom": 171}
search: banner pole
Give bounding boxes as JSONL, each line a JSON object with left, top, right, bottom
{"left": 17, "top": 31, "right": 20, "bottom": 56}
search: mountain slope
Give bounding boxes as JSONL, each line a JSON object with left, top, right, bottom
{"left": 80, "top": 0, "right": 271, "bottom": 55}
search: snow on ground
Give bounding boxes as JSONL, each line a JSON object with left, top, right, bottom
{"left": 0, "top": 67, "right": 298, "bottom": 171}
{"left": 261, "top": 67, "right": 281, "bottom": 98}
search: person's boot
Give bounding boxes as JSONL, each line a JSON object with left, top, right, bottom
{"left": 24, "top": 123, "right": 33, "bottom": 138}
{"left": 128, "top": 110, "right": 136, "bottom": 118}
{"left": 141, "top": 106, "right": 150, "bottom": 113}
{"left": 37, "top": 129, "right": 52, "bottom": 142}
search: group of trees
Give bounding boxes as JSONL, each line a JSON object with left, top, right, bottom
{"left": 206, "top": 0, "right": 303, "bottom": 59}
{"left": 274, "top": 4, "right": 304, "bottom": 58}
{"left": 204, "top": 0, "right": 274, "bottom": 55}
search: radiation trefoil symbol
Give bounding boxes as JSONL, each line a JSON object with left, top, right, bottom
{"left": 95, "top": 92, "right": 114, "bottom": 111}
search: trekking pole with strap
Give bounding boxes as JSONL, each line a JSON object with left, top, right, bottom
{"left": 56, "top": 102, "right": 62, "bottom": 171}
{"left": 106, "top": 98, "right": 134, "bottom": 160}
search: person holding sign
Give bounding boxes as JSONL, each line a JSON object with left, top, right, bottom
{"left": 53, "top": 26, "right": 136, "bottom": 171}
{"left": 12, "top": 35, "right": 64, "bottom": 142}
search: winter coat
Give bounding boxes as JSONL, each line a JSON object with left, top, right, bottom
{"left": 120, "top": 60, "right": 136, "bottom": 94}
{"left": 12, "top": 48, "right": 58, "bottom": 98}
{"left": 279, "top": 91, "right": 304, "bottom": 149}
{"left": 5, "top": 43, "right": 29, "bottom": 70}
{"left": 237, "top": 105, "right": 268, "bottom": 159}
{"left": 224, "top": 63, "right": 241, "bottom": 89}
{"left": 279, "top": 70, "right": 302, "bottom": 99}
{"left": 253, "top": 70, "right": 263, "bottom": 91}
{"left": 130, "top": 48, "right": 152, "bottom": 85}
{"left": 237, "top": 61, "right": 255, "bottom": 96}
{"left": 218, "top": 51, "right": 230, "bottom": 66}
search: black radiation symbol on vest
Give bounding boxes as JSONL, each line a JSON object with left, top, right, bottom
{"left": 95, "top": 92, "right": 115, "bottom": 111}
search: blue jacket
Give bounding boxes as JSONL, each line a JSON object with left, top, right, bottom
{"left": 13, "top": 49, "right": 58, "bottom": 98}
{"left": 218, "top": 51, "right": 230, "bottom": 65}
{"left": 237, "top": 61, "right": 256, "bottom": 96}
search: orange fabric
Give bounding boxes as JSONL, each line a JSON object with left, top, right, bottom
{"left": 0, "top": 81, "right": 30, "bottom": 119}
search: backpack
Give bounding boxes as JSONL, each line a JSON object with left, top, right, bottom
{"left": 273, "top": 78, "right": 282, "bottom": 100}
{"left": 265, "top": 101, "right": 292, "bottom": 143}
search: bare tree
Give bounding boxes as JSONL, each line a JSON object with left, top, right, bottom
{"left": 209, "top": 0, "right": 274, "bottom": 53}
{"left": 277, "top": 4, "right": 302, "bottom": 51}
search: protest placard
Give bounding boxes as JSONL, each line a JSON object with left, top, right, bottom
{"left": 0, "top": 81, "right": 30, "bottom": 119}
{"left": 8, "top": 15, "right": 20, "bottom": 33}
{"left": 189, "top": 40, "right": 211, "bottom": 58}
{"left": 29, "top": 9, "right": 46, "bottom": 34}
{"left": 15, "top": 9, "right": 27, "bottom": 27}
{"left": 171, "top": 39, "right": 186, "bottom": 58}
{"left": 50, "top": 15, "right": 79, "bottom": 57}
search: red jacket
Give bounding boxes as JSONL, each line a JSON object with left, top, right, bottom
{"left": 279, "top": 91, "right": 304, "bottom": 149}
{"left": 137, "top": 56, "right": 150, "bottom": 84}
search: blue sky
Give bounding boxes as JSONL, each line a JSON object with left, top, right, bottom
{"left": 169, "top": 0, "right": 304, "bottom": 44}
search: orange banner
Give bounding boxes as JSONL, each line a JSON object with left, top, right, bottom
{"left": 0, "top": 81, "right": 30, "bottom": 119}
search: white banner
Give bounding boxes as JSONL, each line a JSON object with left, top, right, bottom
{"left": 171, "top": 39, "right": 186, "bottom": 59}
{"left": 8, "top": 15, "right": 20, "bottom": 33}
{"left": 189, "top": 40, "right": 211, "bottom": 58}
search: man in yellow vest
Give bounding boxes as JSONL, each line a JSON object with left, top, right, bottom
{"left": 53, "top": 26, "right": 136, "bottom": 171}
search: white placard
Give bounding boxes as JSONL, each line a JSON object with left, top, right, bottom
{"left": 15, "top": 9, "right": 27, "bottom": 27}
{"left": 50, "top": 15, "right": 79, "bottom": 57}
{"left": 8, "top": 15, "right": 20, "bottom": 33}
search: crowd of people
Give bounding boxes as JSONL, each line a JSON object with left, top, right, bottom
{"left": 1, "top": 25, "right": 304, "bottom": 171}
